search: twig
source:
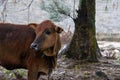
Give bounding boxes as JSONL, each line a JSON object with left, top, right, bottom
{"left": 18, "top": 0, "right": 34, "bottom": 12}
{"left": 1, "top": 0, "right": 8, "bottom": 23}
{"left": 13, "top": 0, "right": 21, "bottom": 3}
{"left": 73, "top": 0, "right": 75, "bottom": 18}
{"left": 0, "top": 0, "right": 5, "bottom": 6}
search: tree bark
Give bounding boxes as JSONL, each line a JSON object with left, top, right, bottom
{"left": 60, "top": 0, "right": 101, "bottom": 62}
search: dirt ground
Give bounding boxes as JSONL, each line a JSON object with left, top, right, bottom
{"left": 0, "top": 56, "right": 120, "bottom": 80}
{"left": 38, "top": 57, "right": 120, "bottom": 80}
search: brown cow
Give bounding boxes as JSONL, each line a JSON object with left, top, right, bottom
{"left": 0, "top": 20, "right": 63, "bottom": 80}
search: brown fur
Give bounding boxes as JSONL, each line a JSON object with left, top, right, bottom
{"left": 0, "top": 20, "right": 63, "bottom": 80}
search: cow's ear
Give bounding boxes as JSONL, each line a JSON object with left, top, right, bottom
{"left": 55, "top": 26, "right": 63, "bottom": 33}
{"left": 28, "top": 23, "right": 37, "bottom": 30}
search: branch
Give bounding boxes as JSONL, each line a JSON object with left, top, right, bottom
{"left": 18, "top": 0, "right": 34, "bottom": 12}
{"left": 0, "top": 0, "right": 5, "bottom": 6}
{"left": 1, "top": 0, "right": 8, "bottom": 23}
{"left": 14, "top": 0, "right": 22, "bottom": 3}
{"left": 67, "top": 14, "right": 74, "bottom": 19}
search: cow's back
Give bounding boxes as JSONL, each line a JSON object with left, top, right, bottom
{"left": 0, "top": 23, "right": 36, "bottom": 69}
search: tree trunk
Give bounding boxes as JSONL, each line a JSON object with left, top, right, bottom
{"left": 60, "top": 0, "right": 101, "bottom": 62}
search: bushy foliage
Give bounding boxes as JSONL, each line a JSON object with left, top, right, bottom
{"left": 40, "top": 0, "right": 71, "bottom": 21}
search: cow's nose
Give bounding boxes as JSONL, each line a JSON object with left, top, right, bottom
{"left": 30, "top": 43, "right": 38, "bottom": 50}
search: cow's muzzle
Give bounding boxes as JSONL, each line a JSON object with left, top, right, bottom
{"left": 30, "top": 43, "right": 39, "bottom": 50}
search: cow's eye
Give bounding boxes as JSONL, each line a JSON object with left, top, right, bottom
{"left": 45, "top": 30, "right": 51, "bottom": 35}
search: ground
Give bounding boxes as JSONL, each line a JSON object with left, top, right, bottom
{"left": 39, "top": 57, "right": 120, "bottom": 80}
{"left": 0, "top": 40, "right": 120, "bottom": 80}
{"left": 0, "top": 57, "right": 120, "bottom": 80}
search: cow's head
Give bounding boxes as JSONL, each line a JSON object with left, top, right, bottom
{"left": 29, "top": 20, "right": 63, "bottom": 56}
